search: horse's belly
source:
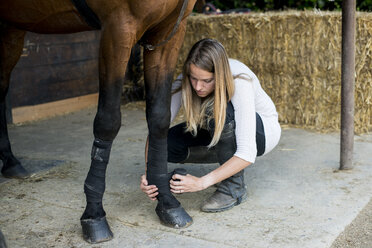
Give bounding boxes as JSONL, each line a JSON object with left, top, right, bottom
{"left": 0, "top": 0, "right": 92, "bottom": 33}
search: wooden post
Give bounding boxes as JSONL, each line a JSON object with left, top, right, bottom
{"left": 340, "top": 0, "right": 356, "bottom": 170}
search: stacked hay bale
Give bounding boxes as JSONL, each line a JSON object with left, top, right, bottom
{"left": 175, "top": 11, "right": 372, "bottom": 133}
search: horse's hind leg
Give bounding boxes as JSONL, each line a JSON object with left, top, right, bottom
{"left": 0, "top": 27, "right": 29, "bottom": 179}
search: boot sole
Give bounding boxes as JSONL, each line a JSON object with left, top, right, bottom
{"left": 159, "top": 219, "right": 194, "bottom": 229}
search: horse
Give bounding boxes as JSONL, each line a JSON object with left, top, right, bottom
{"left": 0, "top": 0, "right": 196, "bottom": 243}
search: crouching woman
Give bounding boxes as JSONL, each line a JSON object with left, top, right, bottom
{"left": 141, "top": 38, "right": 281, "bottom": 213}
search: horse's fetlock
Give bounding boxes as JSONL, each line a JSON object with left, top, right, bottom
{"left": 81, "top": 202, "right": 106, "bottom": 220}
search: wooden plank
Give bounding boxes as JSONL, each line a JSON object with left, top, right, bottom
{"left": 23, "top": 31, "right": 101, "bottom": 46}
{"left": 10, "top": 60, "right": 99, "bottom": 107}
{"left": 12, "top": 93, "right": 98, "bottom": 124}
{"left": 17, "top": 37, "right": 99, "bottom": 67}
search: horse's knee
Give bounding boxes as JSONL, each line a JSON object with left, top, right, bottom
{"left": 147, "top": 110, "right": 170, "bottom": 138}
{"left": 93, "top": 109, "right": 121, "bottom": 140}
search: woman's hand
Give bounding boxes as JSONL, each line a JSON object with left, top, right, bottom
{"left": 170, "top": 174, "right": 206, "bottom": 193}
{"left": 140, "top": 174, "right": 158, "bottom": 201}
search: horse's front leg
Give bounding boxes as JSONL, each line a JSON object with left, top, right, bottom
{"left": 144, "top": 21, "right": 192, "bottom": 228}
{"left": 80, "top": 16, "right": 137, "bottom": 244}
{"left": 0, "top": 27, "right": 30, "bottom": 179}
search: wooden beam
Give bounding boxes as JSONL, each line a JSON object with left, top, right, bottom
{"left": 12, "top": 93, "right": 98, "bottom": 124}
{"left": 340, "top": 0, "right": 356, "bottom": 170}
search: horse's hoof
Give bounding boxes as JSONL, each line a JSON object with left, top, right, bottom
{"left": 80, "top": 216, "right": 113, "bottom": 244}
{"left": 1, "top": 163, "right": 31, "bottom": 179}
{"left": 155, "top": 205, "right": 193, "bottom": 228}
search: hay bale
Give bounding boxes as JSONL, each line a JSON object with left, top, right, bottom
{"left": 175, "top": 11, "right": 372, "bottom": 134}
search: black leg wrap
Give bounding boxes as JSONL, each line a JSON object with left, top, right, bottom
{"left": 147, "top": 173, "right": 180, "bottom": 209}
{"left": 147, "top": 172, "right": 193, "bottom": 228}
{"left": 84, "top": 138, "right": 112, "bottom": 205}
{"left": 147, "top": 137, "right": 168, "bottom": 174}
{"left": 81, "top": 138, "right": 113, "bottom": 244}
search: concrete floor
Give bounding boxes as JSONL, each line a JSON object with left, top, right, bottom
{"left": 0, "top": 103, "right": 371, "bottom": 248}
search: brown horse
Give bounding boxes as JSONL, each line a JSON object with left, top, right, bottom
{"left": 0, "top": 0, "right": 196, "bottom": 244}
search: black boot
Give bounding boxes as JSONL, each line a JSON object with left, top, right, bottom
{"left": 147, "top": 171, "right": 193, "bottom": 228}
{"left": 201, "top": 170, "right": 247, "bottom": 212}
{"left": 201, "top": 120, "right": 247, "bottom": 212}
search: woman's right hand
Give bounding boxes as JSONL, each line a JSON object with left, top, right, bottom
{"left": 140, "top": 174, "right": 158, "bottom": 201}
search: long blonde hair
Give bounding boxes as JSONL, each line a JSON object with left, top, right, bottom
{"left": 182, "top": 38, "right": 235, "bottom": 148}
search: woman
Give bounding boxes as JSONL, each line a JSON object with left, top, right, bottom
{"left": 141, "top": 38, "right": 281, "bottom": 213}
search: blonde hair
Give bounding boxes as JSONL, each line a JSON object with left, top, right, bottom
{"left": 181, "top": 38, "right": 235, "bottom": 148}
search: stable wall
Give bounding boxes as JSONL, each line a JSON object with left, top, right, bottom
{"left": 9, "top": 31, "right": 101, "bottom": 123}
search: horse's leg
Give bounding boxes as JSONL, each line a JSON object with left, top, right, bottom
{"left": 144, "top": 20, "right": 192, "bottom": 228}
{"left": 0, "top": 27, "right": 30, "bottom": 179}
{"left": 0, "top": 228, "right": 7, "bottom": 248}
{"left": 80, "top": 17, "right": 137, "bottom": 243}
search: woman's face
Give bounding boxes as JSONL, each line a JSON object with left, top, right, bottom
{"left": 189, "top": 64, "right": 215, "bottom": 98}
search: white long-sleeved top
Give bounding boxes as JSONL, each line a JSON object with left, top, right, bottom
{"left": 170, "top": 59, "right": 281, "bottom": 163}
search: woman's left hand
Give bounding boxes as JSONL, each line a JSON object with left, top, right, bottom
{"left": 170, "top": 174, "right": 206, "bottom": 193}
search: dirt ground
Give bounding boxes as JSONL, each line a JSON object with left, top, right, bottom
{"left": 331, "top": 198, "right": 372, "bottom": 248}
{"left": 0, "top": 102, "right": 371, "bottom": 248}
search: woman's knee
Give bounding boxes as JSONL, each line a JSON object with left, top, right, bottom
{"left": 167, "top": 124, "right": 189, "bottom": 163}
